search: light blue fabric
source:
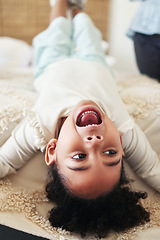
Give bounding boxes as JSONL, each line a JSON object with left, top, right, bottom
{"left": 127, "top": 0, "right": 160, "bottom": 38}
{"left": 33, "top": 13, "right": 107, "bottom": 78}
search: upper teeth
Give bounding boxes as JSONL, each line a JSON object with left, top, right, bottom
{"left": 80, "top": 111, "right": 98, "bottom": 117}
{"left": 84, "top": 124, "right": 97, "bottom": 126}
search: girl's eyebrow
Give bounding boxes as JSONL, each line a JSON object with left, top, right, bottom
{"left": 67, "top": 159, "right": 121, "bottom": 171}
{"left": 67, "top": 166, "right": 90, "bottom": 171}
{"left": 104, "top": 159, "right": 121, "bottom": 166}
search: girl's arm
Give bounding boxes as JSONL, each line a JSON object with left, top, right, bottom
{"left": 0, "top": 119, "right": 39, "bottom": 178}
{"left": 123, "top": 124, "right": 160, "bottom": 192}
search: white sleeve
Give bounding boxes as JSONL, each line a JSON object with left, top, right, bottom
{"left": 122, "top": 124, "right": 160, "bottom": 193}
{"left": 0, "top": 119, "right": 39, "bottom": 178}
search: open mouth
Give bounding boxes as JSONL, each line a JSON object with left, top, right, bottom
{"left": 76, "top": 110, "right": 102, "bottom": 127}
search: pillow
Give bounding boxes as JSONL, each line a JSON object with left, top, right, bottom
{"left": 0, "top": 37, "right": 33, "bottom": 68}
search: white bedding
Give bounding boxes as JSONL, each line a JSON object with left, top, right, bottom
{"left": 0, "top": 38, "right": 160, "bottom": 240}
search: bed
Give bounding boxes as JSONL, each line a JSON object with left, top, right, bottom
{"left": 0, "top": 0, "right": 160, "bottom": 239}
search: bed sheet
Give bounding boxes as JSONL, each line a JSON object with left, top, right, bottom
{"left": 0, "top": 51, "right": 160, "bottom": 240}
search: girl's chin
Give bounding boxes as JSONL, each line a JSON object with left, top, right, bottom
{"left": 75, "top": 100, "right": 100, "bottom": 110}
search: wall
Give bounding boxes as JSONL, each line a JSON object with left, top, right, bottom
{"left": 108, "top": 0, "right": 140, "bottom": 73}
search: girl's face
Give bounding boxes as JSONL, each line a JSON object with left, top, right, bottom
{"left": 46, "top": 100, "right": 124, "bottom": 199}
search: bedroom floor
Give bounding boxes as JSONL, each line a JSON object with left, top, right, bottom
{"left": 0, "top": 224, "right": 48, "bottom": 240}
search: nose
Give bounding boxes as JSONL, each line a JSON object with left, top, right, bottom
{"left": 85, "top": 135, "right": 103, "bottom": 144}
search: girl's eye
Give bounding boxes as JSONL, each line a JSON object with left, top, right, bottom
{"left": 104, "top": 150, "right": 117, "bottom": 155}
{"left": 72, "top": 154, "right": 86, "bottom": 160}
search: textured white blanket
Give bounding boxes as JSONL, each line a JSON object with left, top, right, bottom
{"left": 0, "top": 68, "right": 160, "bottom": 240}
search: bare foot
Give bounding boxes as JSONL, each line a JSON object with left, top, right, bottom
{"left": 50, "top": 0, "right": 68, "bottom": 22}
{"left": 71, "top": 8, "right": 83, "bottom": 18}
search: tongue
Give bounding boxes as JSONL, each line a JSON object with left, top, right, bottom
{"left": 79, "top": 113, "right": 99, "bottom": 127}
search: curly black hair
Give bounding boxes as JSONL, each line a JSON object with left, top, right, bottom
{"left": 46, "top": 163, "right": 150, "bottom": 239}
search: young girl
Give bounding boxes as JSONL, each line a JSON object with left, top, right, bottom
{"left": 0, "top": 0, "right": 160, "bottom": 237}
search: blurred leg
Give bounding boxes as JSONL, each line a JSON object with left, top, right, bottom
{"left": 134, "top": 33, "right": 160, "bottom": 82}
{"left": 33, "top": 0, "right": 72, "bottom": 78}
{"left": 72, "top": 12, "right": 107, "bottom": 67}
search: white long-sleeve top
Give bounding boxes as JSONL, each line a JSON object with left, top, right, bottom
{"left": 0, "top": 119, "right": 38, "bottom": 178}
{"left": 0, "top": 59, "right": 160, "bottom": 192}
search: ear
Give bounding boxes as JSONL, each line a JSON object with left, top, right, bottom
{"left": 120, "top": 135, "right": 125, "bottom": 157}
{"left": 45, "top": 138, "right": 58, "bottom": 166}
